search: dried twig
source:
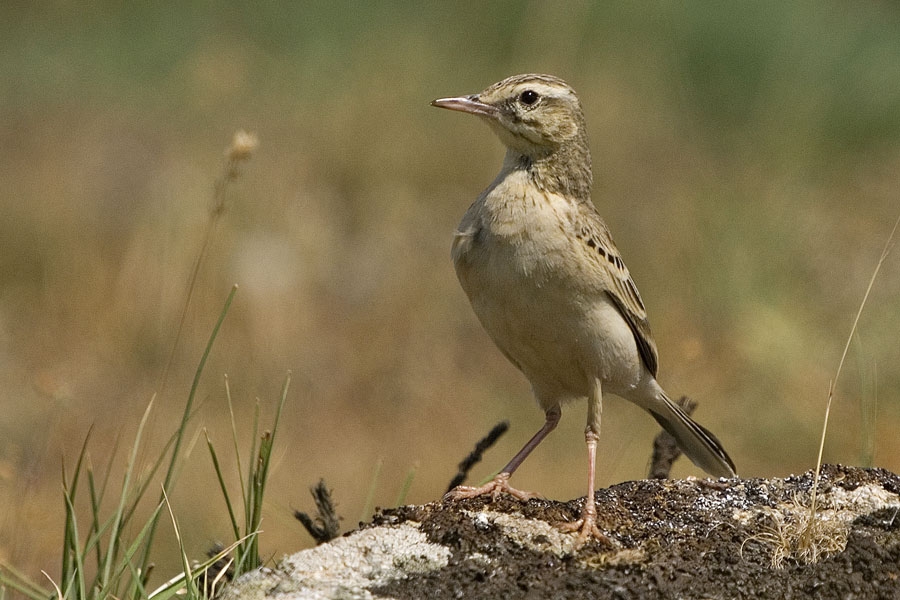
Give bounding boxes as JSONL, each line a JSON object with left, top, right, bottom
{"left": 648, "top": 396, "right": 697, "bottom": 479}
{"left": 294, "top": 479, "right": 341, "bottom": 544}
{"left": 446, "top": 421, "right": 509, "bottom": 493}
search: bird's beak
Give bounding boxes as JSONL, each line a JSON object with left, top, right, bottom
{"left": 431, "top": 95, "right": 498, "bottom": 118}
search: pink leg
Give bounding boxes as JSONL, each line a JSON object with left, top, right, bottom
{"left": 444, "top": 405, "right": 561, "bottom": 502}
{"left": 558, "top": 379, "right": 611, "bottom": 548}
{"left": 558, "top": 429, "right": 606, "bottom": 546}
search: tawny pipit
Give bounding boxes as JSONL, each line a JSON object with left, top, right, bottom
{"left": 433, "top": 74, "right": 736, "bottom": 546}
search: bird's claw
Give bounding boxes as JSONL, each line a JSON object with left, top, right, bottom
{"left": 444, "top": 473, "right": 542, "bottom": 502}
{"left": 557, "top": 516, "right": 612, "bottom": 550}
{"left": 556, "top": 496, "right": 615, "bottom": 550}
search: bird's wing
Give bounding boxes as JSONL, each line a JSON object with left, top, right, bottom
{"left": 573, "top": 204, "right": 660, "bottom": 376}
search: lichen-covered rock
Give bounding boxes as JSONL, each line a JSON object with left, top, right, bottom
{"left": 219, "top": 522, "right": 451, "bottom": 600}
{"left": 221, "top": 465, "right": 900, "bottom": 599}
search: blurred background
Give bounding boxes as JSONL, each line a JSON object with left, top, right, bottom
{"left": 2, "top": 0, "right": 899, "bottom": 587}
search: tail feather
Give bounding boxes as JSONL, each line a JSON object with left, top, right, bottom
{"left": 649, "top": 393, "right": 736, "bottom": 478}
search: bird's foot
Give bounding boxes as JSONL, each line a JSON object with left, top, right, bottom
{"left": 557, "top": 517, "right": 611, "bottom": 550}
{"left": 443, "top": 472, "right": 541, "bottom": 502}
{"left": 556, "top": 496, "right": 615, "bottom": 550}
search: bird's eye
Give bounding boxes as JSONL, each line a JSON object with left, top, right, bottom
{"left": 519, "top": 90, "right": 539, "bottom": 105}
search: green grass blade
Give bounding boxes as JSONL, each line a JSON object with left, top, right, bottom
{"left": 168, "top": 284, "right": 238, "bottom": 489}
{"left": 237, "top": 374, "right": 290, "bottom": 574}
{"left": 96, "top": 430, "right": 122, "bottom": 504}
{"left": 60, "top": 426, "right": 93, "bottom": 590}
{"left": 161, "top": 489, "right": 198, "bottom": 600}
{"left": 101, "top": 396, "right": 156, "bottom": 591}
{"left": 256, "top": 372, "right": 291, "bottom": 492}
{"left": 139, "top": 284, "right": 238, "bottom": 577}
{"left": 147, "top": 534, "right": 254, "bottom": 600}
{"left": 224, "top": 374, "right": 249, "bottom": 510}
{"left": 206, "top": 430, "right": 241, "bottom": 540}
{"left": 0, "top": 563, "right": 53, "bottom": 600}
{"left": 61, "top": 484, "right": 87, "bottom": 600}
{"left": 395, "top": 463, "right": 418, "bottom": 507}
{"left": 268, "top": 372, "right": 291, "bottom": 449}
{"left": 86, "top": 461, "right": 102, "bottom": 569}
{"left": 360, "top": 458, "right": 384, "bottom": 523}
{"left": 244, "top": 400, "right": 260, "bottom": 535}
{"left": 110, "top": 499, "right": 165, "bottom": 595}
{"left": 121, "top": 400, "right": 206, "bottom": 529}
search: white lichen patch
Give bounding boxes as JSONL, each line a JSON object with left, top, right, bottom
{"left": 734, "top": 483, "right": 900, "bottom": 526}
{"left": 467, "top": 509, "right": 575, "bottom": 556}
{"left": 827, "top": 482, "right": 900, "bottom": 516}
{"left": 221, "top": 522, "right": 450, "bottom": 600}
{"left": 281, "top": 522, "right": 451, "bottom": 589}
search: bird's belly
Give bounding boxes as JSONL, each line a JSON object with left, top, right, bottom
{"left": 457, "top": 239, "right": 644, "bottom": 406}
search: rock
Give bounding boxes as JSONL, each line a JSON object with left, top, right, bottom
{"left": 220, "top": 465, "right": 900, "bottom": 599}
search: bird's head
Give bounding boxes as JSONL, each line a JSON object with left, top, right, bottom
{"left": 432, "top": 74, "right": 588, "bottom": 160}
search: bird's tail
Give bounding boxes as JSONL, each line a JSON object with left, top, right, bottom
{"left": 648, "top": 392, "right": 737, "bottom": 478}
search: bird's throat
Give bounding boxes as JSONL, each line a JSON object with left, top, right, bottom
{"left": 506, "top": 139, "right": 593, "bottom": 203}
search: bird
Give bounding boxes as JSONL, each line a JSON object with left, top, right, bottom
{"left": 432, "top": 74, "right": 736, "bottom": 547}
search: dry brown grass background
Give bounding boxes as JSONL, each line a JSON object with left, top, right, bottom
{"left": 2, "top": 1, "right": 900, "bottom": 587}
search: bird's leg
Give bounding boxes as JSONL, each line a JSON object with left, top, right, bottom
{"left": 558, "top": 381, "right": 610, "bottom": 548}
{"left": 444, "top": 405, "right": 561, "bottom": 502}
{"left": 557, "top": 429, "right": 607, "bottom": 546}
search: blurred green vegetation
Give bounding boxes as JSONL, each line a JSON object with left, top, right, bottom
{"left": 2, "top": 0, "right": 899, "bottom": 589}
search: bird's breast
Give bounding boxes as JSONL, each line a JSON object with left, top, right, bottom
{"left": 453, "top": 170, "right": 574, "bottom": 279}
{"left": 450, "top": 171, "right": 644, "bottom": 401}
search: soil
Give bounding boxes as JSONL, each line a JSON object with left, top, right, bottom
{"left": 370, "top": 465, "right": 900, "bottom": 600}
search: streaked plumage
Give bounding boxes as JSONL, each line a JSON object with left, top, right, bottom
{"left": 433, "top": 74, "right": 735, "bottom": 547}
